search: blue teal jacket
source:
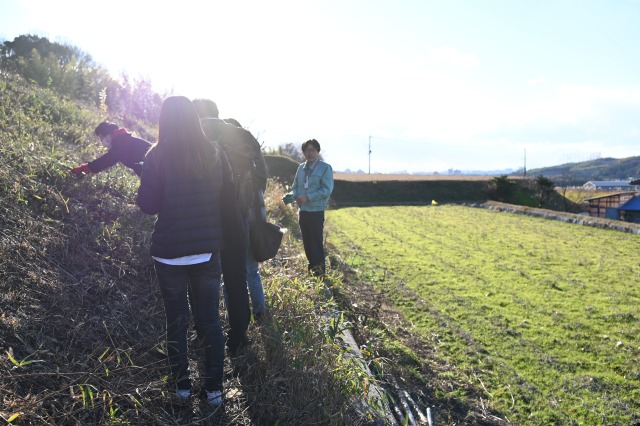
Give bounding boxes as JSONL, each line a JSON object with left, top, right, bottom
{"left": 291, "top": 159, "right": 333, "bottom": 212}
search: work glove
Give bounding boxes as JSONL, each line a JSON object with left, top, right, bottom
{"left": 282, "top": 192, "right": 295, "bottom": 205}
{"left": 70, "top": 163, "right": 92, "bottom": 175}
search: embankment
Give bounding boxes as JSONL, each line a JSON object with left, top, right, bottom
{"left": 331, "top": 178, "right": 491, "bottom": 207}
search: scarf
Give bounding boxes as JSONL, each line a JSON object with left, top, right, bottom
{"left": 110, "top": 128, "right": 132, "bottom": 138}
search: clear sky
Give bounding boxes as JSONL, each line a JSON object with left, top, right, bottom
{"left": 2, "top": 0, "right": 639, "bottom": 174}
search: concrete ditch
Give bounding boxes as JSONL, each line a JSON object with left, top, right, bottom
{"left": 323, "top": 286, "right": 435, "bottom": 425}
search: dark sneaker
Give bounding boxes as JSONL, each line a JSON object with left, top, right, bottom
{"left": 309, "top": 265, "right": 326, "bottom": 278}
{"left": 226, "top": 334, "right": 248, "bottom": 357}
{"left": 253, "top": 311, "right": 266, "bottom": 323}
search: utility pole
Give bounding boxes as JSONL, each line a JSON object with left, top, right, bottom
{"left": 368, "top": 135, "right": 372, "bottom": 174}
{"left": 524, "top": 148, "right": 527, "bottom": 177}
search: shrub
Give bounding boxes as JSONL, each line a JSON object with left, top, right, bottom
{"left": 264, "top": 154, "right": 299, "bottom": 187}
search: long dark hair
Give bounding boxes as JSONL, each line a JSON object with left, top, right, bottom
{"left": 147, "top": 96, "right": 218, "bottom": 177}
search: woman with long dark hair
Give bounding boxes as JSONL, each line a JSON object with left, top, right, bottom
{"left": 136, "top": 96, "right": 235, "bottom": 407}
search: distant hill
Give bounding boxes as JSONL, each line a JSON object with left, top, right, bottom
{"left": 523, "top": 156, "right": 640, "bottom": 186}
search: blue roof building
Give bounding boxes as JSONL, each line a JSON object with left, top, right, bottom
{"left": 585, "top": 192, "right": 638, "bottom": 220}
{"left": 618, "top": 196, "right": 640, "bottom": 223}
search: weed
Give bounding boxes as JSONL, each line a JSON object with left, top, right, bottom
{"left": 6, "top": 349, "right": 42, "bottom": 367}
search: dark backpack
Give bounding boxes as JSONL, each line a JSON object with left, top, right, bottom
{"left": 201, "top": 119, "right": 262, "bottom": 213}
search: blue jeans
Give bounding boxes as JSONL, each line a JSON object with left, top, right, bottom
{"left": 246, "top": 249, "right": 266, "bottom": 315}
{"left": 154, "top": 254, "right": 224, "bottom": 392}
{"left": 299, "top": 210, "right": 326, "bottom": 276}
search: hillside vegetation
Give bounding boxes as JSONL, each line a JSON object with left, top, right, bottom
{"left": 0, "top": 70, "right": 394, "bottom": 424}
{"left": 263, "top": 154, "right": 299, "bottom": 187}
{"left": 1, "top": 34, "right": 163, "bottom": 127}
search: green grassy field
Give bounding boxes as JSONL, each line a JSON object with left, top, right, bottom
{"left": 327, "top": 205, "right": 640, "bottom": 424}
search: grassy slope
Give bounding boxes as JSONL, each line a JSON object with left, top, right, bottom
{"left": 0, "top": 73, "right": 379, "bottom": 425}
{"left": 327, "top": 205, "right": 640, "bottom": 424}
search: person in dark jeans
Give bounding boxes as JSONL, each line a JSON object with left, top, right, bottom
{"left": 137, "top": 96, "right": 243, "bottom": 407}
{"left": 299, "top": 210, "right": 326, "bottom": 275}
{"left": 70, "top": 121, "right": 151, "bottom": 177}
{"left": 290, "top": 139, "right": 334, "bottom": 276}
{"left": 153, "top": 258, "right": 224, "bottom": 404}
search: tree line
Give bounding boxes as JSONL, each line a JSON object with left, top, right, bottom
{"left": 1, "top": 34, "right": 163, "bottom": 125}
{"left": 1, "top": 34, "right": 324, "bottom": 165}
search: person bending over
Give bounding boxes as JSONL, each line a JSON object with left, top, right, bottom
{"left": 71, "top": 121, "right": 151, "bottom": 177}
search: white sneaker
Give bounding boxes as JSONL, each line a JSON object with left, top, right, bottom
{"left": 175, "top": 389, "right": 190, "bottom": 400}
{"left": 206, "top": 390, "right": 223, "bottom": 407}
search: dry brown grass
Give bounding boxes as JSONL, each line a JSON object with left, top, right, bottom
{"left": 1, "top": 72, "right": 386, "bottom": 424}
{"left": 0, "top": 156, "right": 375, "bottom": 424}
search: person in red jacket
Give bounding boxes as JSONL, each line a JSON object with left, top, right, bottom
{"left": 70, "top": 122, "right": 151, "bottom": 177}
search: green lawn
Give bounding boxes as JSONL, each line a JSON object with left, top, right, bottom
{"left": 327, "top": 205, "right": 640, "bottom": 424}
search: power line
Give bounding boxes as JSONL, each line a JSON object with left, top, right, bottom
{"left": 368, "top": 135, "right": 372, "bottom": 174}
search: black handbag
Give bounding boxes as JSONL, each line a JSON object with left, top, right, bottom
{"left": 249, "top": 220, "right": 284, "bottom": 262}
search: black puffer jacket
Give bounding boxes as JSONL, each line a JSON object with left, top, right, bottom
{"left": 89, "top": 133, "right": 151, "bottom": 176}
{"left": 136, "top": 145, "right": 239, "bottom": 259}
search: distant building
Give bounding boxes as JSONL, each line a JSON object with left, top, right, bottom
{"left": 584, "top": 192, "right": 638, "bottom": 220}
{"left": 618, "top": 196, "right": 640, "bottom": 223}
{"left": 583, "top": 181, "right": 637, "bottom": 191}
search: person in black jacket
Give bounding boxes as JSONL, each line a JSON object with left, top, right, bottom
{"left": 192, "top": 98, "right": 267, "bottom": 354}
{"left": 70, "top": 122, "right": 151, "bottom": 176}
{"left": 136, "top": 96, "right": 243, "bottom": 407}
{"left": 224, "top": 117, "right": 268, "bottom": 320}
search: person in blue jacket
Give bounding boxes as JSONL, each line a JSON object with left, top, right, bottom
{"left": 290, "top": 139, "right": 334, "bottom": 277}
{"left": 70, "top": 121, "right": 151, "bottom": 176}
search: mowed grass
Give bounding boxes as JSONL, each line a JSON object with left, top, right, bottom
{"left": 327, "top": 205, "right": 640, "bottom": 424}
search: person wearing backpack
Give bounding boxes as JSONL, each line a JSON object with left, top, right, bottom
{"left": 224, "top": 117, "right": 268, "bottom": 320}
{"left": 192, "top": 98, "right": 268, "bottom": 354}
{"left": 70, "top": 121, "right": 151, "bottom": 177}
